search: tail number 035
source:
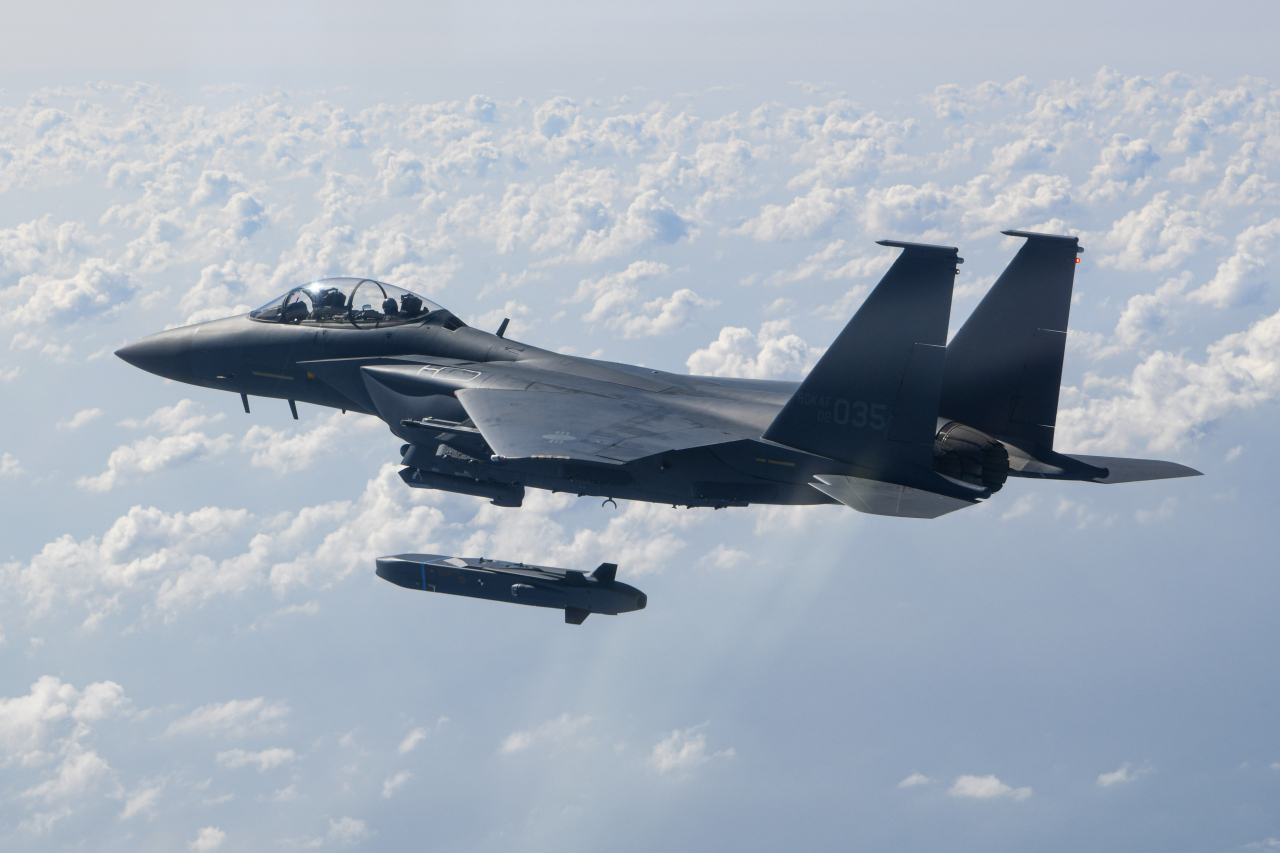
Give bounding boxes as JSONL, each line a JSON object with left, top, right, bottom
{"left": 817, "top": 399, "right": 887, "bottom": 429}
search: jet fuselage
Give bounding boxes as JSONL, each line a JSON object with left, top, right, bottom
{"left": 117, "top": 306, "right": 837, "bottom": 508}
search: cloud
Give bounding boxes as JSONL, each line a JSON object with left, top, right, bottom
{"left": 372, "top": 148, "right": 428, "bottom": 198}
{"left": 735, "top": 187, "right": 851, "bottom": 242}
{"left": 328, "top": 816, "right": 372, "bottom": 845}
{"left": 215, "top": 747, "right": 298, "bottom": 771}
{"left": 1, "top": 258, "right": 137, "bottom": 327}
{"left": 397, "top": 728, "right": 428, "bottom": 754}
{"left": 686, "top": 320, "right": 823, "bottom": 380}
{"left": 572, "top": 260, "right": 669, "bottom": 322}
{"left": 859, "top": 183, "right": 952, "bottom": 236}
{"left": 1, "top": 452, "right": 21, "bottom": 477}
{"left": 1097, "top": 192, "right": 1221, "bottom": 271}
{"left": 617, "top": 289, "right": 719, "bottom": 338}
{"left": 469, "top": 300, "right": 532, "bottom": 335}
{"left": 455, "top": 491, "right": 698, "bottom": 581}
{"left": 22, "top": 744, "right": 115, "bottom": 803}
{"left": 119, "top": 781, "right": 163, "bottom": 820}
{"left": 177, "top": 259, "right": 271, "bottom": 325}
{"left": 764, "top": 239, "right": 894, "bottom": 287}
{"left": 240, "top": 411, "right": 383, "bottom": 474}
{"left": 898, "top": 772, "right": 931, "bottom": 788}
{"left": 165, "top": 697, "right": 290, "bottom": 738}
{"left": 948, "top": 774, "right": 1032, "bottom": 801}
{"left": 1086, "top": 134, "right": 1159, "bottom": 195}
{"left": 190, "top": 826, "right": 226, "bottom": 851}
{"left": 926, "top": 78, "right": 1032, "bottom": 120}
{"left": 1056, "top": 304, "right": 1280, "bottom": 453}
{"left": 77, "top": 431, "right": 233, "bottom": 492}
{"left": 700, "top": 544, "right": 748, "bottom": 569}
{"left": 1189, "top": 218, "right": 1280, "bottom": 307}
{"left": 0, "top": 676, "right": 129, "bottom": 831}
{"left": 1096, "top": 762, "right": 1152, "bottom": 787}
{"left": 991, "top": 136, "right": 1056, "bottom": 172}
{"left": 0, "top": 676, "right": 127, "bottom": 761}
{"left": 499, "top": 713, "right": 594, "bottom": 754}
{"left": 1000, "top": 494, "right": 1037, "bottom": 521}
{"left": 1135, "top": 497, "right": 1177, "bottom": 524}
{"left": 466, "top": 166, "right": 688, "bottom": 262}
{"left": 0, "top": 216, "right": 101, "bottom": 284}
{"left": 3, "top": 464, "right": 481, "bottom": 623}
{"left": 382, "top": 771, "right": 412, "bottom": 798}
{"left": 57, "top": 408, "right": 102, "bottom": 430}
{"left": 648, "top": 724, "right": 734, "bottom": 776}
{"left": 78, "top": 400, "right": 233, "bottom": 491}
{"left": 120, "top": 399, "right": 224, "bottom": 435}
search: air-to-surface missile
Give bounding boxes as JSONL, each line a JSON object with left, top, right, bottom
{"left": 375, "top": 553, "right": 647, "bottom": 624}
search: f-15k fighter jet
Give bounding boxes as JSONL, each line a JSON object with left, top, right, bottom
{"left": 116, "top": 231, "right": 1199, "bottom": 519}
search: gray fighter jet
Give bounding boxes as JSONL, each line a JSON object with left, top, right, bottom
{"left": 117, "top": 231, "right": 1200, "bottom": 519}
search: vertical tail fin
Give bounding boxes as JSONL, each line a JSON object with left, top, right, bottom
{"left": 763, "top": 240, "right": 960, "bottom": 478}
{"left": 939, "top": 230, "right": 1082, "bottom": 452}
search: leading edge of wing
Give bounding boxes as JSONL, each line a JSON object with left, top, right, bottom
{"left": 453, "top": 388, "right": 741, "bottom": 464}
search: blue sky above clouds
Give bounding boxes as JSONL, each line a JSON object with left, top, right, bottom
{"left": 3, "top": 2, "right": 1280, "bottom": 850}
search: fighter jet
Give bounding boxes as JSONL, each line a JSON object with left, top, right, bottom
{"left": 116, "top": 231, "right": 1200, "bottom": 519}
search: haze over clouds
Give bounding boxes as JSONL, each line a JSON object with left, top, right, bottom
{"left": 3, "top": 1, "right": 1280, "bottom": 847}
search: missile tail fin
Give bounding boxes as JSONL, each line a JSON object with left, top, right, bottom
{"left": 565, "top": 607, "right": 590, "bottom": 625}
{"left": 590, "top": 563, "right": 618, "bottom": 585}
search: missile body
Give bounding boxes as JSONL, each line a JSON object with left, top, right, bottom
{"left": 375, "top": 553, "right": 647, "bottom": 624}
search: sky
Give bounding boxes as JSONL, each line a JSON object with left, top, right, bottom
{"left": 3, "top": 2, "right": 1280, "bottom": 851}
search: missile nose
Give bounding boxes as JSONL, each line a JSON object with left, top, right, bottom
{"left": 116, "top": 328, "right": 194, "bottom": 381}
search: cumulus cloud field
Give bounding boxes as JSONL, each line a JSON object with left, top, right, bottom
{"left": 2, "top": 69, "right": 1280, "bottom": 850}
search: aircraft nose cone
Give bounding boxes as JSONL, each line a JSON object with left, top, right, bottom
{"left": 116, "top": 328, "right": 194, "bottom": 381}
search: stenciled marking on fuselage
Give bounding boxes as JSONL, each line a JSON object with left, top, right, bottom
{"left": 800, "top": 396, "right": 889, "bottom": 429}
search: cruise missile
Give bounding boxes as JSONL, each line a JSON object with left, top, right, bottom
{"left": 375, "top": 553, "right": 647, "bottom": 624}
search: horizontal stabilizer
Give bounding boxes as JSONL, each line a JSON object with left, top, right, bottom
{"left": 1065, "top": 455, "right": 1203, "bottom": 484}
{"left": 810, "top": 475, "right": 976, "bottom": 518}
{"left": 763, "top": 241, "right": 961, "bottom": 475}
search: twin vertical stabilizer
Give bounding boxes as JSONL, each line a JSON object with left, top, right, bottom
{"left": 763, "top": 229, "right": 1201, "bottom": 517}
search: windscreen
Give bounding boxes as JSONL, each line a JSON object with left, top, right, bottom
{"left": 249, "top": 278, "right": 444, "bottom": 328}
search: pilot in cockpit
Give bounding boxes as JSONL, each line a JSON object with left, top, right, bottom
{"left": 249, "top": 277, "right": 444, "bottom": 328}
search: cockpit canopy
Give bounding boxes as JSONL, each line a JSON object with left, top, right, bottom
{"left": 250, "top": 278, "right": 451, "bottom": 329}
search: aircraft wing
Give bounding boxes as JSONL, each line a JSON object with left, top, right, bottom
{"left": 454, "top": 388, "right": 741, "bottom": 464}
